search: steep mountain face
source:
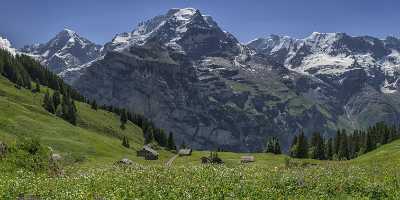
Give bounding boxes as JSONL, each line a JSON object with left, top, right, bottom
{"left": 21, "top": 29, "right": 102, "bottom": 73}
{"left": 248, "top": 33, "right": 400, "bottom": 128}
{"left": 58, "top": 8, "right": 400, "bottom": 152}
{"left": 63, "top": 8, "right": 343, "bottom": 152}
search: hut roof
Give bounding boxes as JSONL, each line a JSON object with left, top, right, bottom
{"left": 143, "top": 145, "right": 159, "bottom": 155}
{"left": 178, "top": 148, "right": 192, "bottom": 155}
{"left": 240, "top": 156, "right": 254, "bottom": 162}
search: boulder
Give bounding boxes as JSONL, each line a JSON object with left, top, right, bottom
{"left": 51, "top": 153, "right": 62, "bottom": 161}
{"left": 117, "top": 158, "right": 133, "bottom": 165}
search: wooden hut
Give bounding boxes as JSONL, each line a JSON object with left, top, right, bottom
{"left": 178, "top": 148, "right": 192, "bottom": 156}
{"left": 240, "top": 156, "right": 255, "bottom": 163}
{"left": 136, "top": 145, "right": 159, "bottom": 160}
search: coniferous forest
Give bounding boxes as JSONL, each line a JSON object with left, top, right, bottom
{"left": 0, "top": 48, "right": 174, "bottom": 149}
{"left": 289, "top": 122, "right": 400, "bottom": 160}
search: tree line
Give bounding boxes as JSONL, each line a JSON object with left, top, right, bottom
{"left": 90, "top": 100, "right": 176, "bottom": 150}
{"left": 289, "top": 122, "right": 400, "bottom": 160}
{"left": 0, "top": 49, "right": 177, "bottom": 149}
{"left": 0, "top": 49, "right": 83, "bottom": 101}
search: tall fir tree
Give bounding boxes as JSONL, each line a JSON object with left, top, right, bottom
{"left": 122, "top": 136, "right": 130, "bottom": 148}
{"left": 310, "top": 132, "right": 325, "bottom": 160}
{"left": 91, "top": 99, "right": 98, "bottom": 110}
{"left": 290, "top": 135, "right": 298, "bottom": 157}
{"left": 326, "top": 138, "right": 333, "bottom": 160}
{"left": 297, "top": 131, "right": 308, "bottom": 158}
{"left": 338, "top": 130, "right": 349, "bottom": 160}
{"left": 34, "top": 79, "right": 40, "bottom": 93}
{"left": 120, "top": 109, "right": 128, "bottom": 129}
{"left": 43, "top": 90, "right": 55, "bottom": 114}
{"left": 167, "top": 132, "right": 176, "bottom": 150}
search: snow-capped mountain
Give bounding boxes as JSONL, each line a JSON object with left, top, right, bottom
{"left": 103, "top": 8, "right": 240, "bottom": 58}
{"left": 44, "top": 8, "right": 400, "bottom": 151}
{"left": 247, "top": 32, "right": 400, "bottom": 93}
{"left": 21, "top": 29, "right": 102, "bottom": 73}
{"left": 0, "top": 36, "right": 17, "bottom": 55}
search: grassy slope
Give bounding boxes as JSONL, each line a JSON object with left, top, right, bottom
{"left": 352, "top": 138, "right": 400, "bottom": 167}
{"left": 175, "top": 139, "right": 400, "bottom": 167}
{"left": 0, "top": 76, "right": 172, "bottom": 166}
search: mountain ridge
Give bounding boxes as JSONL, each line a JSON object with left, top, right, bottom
{"left": 12, "top": 8, "right": 400, "bottom": 151}
{"left": 20, "top": 28, "right": 102, "bottom": 74}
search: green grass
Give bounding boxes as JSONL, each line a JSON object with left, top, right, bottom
{"left": 1, "top": 145, "right": 399, "bottom": 199}
{"left": 1, "top": 75, "right": 400, "bottom": 199}
{"left": 0, "top": 76, "right": 172, "bottom": 166}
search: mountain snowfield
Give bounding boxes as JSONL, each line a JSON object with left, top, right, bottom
{"left": 21, "top": 29, "right": 102, "bottom": 74}
{"left": 0, "top": 36, "right": 16, "bottom": 55}
{"left": 247, "top": 32, "right": 400, "bottom": 94}
{"left": 9, "top": 7, "right": 400, "bottom": 151}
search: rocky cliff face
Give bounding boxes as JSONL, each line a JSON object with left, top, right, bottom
{"left": 21, "top": 29, "right": 102, "bottom": 74}
{"left": 60, "top": 8, "right": 400, "bottom": 152}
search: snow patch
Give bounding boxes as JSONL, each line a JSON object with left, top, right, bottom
{"left": 292, "top": 53, "right": 354, "bottom": 75}
{"left": 0, "top": 36, "right": 16, "bottom": 55}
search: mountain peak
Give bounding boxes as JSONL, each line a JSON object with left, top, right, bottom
{"left": 167, "top": 8, "right": 198, "bottom": 20}
{"left": 0, "top": 36, "right": 16, "bottom": 55}
{"left": 21, "top": 28, "right": 101, "bottom": 73}
{"left": 56, "top": 28, "right": 79, "bottom": 39}
{"left": 107, "top": 7, "right": 237, "bottom": 55}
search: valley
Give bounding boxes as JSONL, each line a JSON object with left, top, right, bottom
{"left": 1, "top": 4, "right": 400, "bottom": 199}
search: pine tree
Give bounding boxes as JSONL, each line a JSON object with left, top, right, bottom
{"left": 310, "top": 132, "right": 325, "bottom": 160}
{"left": 120, "top": 109, "right": 128, "bottom": 129}
{"left": 43, "top": 90, "right": 55, "bottom": 114}
{"left": 333, "top": 130, "right": 341, "bottom": 155}
{"left": 52, "top": 91, "right": 61, "bottom": 110}
{"left": 167, "top": 132, "right": 176, "bottom": 150}
{"left": 338, "top": 130, "right": 349, "bottom": 160}
{"left": 290, "top": 135, "right": 298, "bottom": 157}
{"left": 297, "top": 131, "right": 308, "bottom": 158}
{"left": 68, "top": 100, "right": 77, "bottom": 125}
{"left": 265, "top": 137, "right": 281, "bottom": 154}
{"left": 144, "top": 127, "right": 154, "bottom": 144}
{"left": 91, "top": 100, "right": 98, "bottom": 110}
{"left": 326, "top": 138, "right": 333, "bottom": 160}
{"left": 60, "top": 94, "right": 77, "bottom": 125}
{"left": 34, "top": 79, "right": 40, "bottom": 93}
{"left": 122, "top": 136, "right": 130, "bottom": 148}
{"left": 273, "top": 137, "right": 281, "bottom": 154}
{"left": 160, "top": 130, "right": 167, "bottom": 147}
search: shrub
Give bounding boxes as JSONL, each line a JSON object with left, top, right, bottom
{"left": 10, "top": 137, "right": 50, "bottom": 172}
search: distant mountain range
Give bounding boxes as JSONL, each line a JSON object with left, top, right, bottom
{"left": 3, "top": 7, "right": 400, "bottom": 152}
{"left": 20, "top": 29, "right": 102, "bottom": 74}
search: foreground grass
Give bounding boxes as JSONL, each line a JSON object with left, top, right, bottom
{"left": 1, "top": 160, "right": 399, "bottom": 199}
{"left": 2, "top": 140, "right": 400, "bottom": 199}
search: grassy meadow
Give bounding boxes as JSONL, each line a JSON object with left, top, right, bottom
{"left": 0, "top": 75, "right": 400, "bottom": 199}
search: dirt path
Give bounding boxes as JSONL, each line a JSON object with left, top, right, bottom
{"left": 166, "top": 154, "right": 179, "bottom": 167}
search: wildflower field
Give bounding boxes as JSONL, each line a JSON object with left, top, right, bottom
{"left": 1, "top": 162, "right": 399, "bottom": 199}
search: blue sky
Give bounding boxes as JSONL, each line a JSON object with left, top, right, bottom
{"left": 1, "top": 0, "right": 399, "bottom": 47}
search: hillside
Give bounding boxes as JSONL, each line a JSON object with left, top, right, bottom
{"left": 0, "top": 75, "right": 172, "bottom": 165}
{"left": 0, "top": 73, "right": 399, "bottom": 198}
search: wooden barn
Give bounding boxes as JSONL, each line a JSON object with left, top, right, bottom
{"left": 240, "top": 156, "right": 255, "bottom": 163}
{"left": 137, "top": 145, "right": 159, "bottom": 160}
{"left": 178, "top": 148, "right": 192, "bottom": 156}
